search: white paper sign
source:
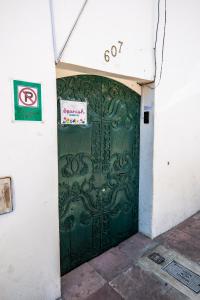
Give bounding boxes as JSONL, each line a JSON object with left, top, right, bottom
{"left": 60, "top": 100, "right": 87, "bottom": 125}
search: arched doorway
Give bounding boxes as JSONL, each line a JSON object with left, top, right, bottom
{"left": 57, "top": 75, "right": 140, "bottom": 275}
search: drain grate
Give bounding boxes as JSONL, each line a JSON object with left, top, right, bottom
{"left": 163, "top": 260, "right": 200, "bottom": 293}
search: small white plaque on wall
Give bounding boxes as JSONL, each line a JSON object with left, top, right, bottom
{"left": 0, "top": 177, "right": 13, "bottom": 215}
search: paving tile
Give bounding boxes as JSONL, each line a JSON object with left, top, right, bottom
{"left": 176, "top": 213, "right": 200, "bottom": 239}
{"left": 192, "top": 211, "right": 200, "bottom": 220}
{"left": 164, "top": 287, "right": 190, "bottom": 300}
{"left": 89, "top": 246, "right": 132, "bottom": 281}
{"left": 86, "top": 284, "right": 123, "bottom": 300}
{"left": 110, "top": 265, "right": 189, "bottom": 300}
{"left": 110, "top": 266, "right": 167, "bottom": 300}
{"left": 157, "top": 229, "right": 200, "bottom": 264}
{"left": 61, "top": 262, "right": 106, "bottom": 300}
{"left": 110, "top": 271, "right": 137, "bottom": 299}
{"left": 118, "top": 232, "right": 157, "bottom": 262}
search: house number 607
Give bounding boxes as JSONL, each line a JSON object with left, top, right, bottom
{"left": 104, "top": 41, "right": 123, "bottom": 62}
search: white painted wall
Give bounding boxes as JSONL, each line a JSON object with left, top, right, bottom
{"left": 139, "top": 86, "right": 154, "bottom": 237}
{"left": 152, "top": 0, "right": 200, "bottom": 237}
{"left": 51, "top": 0, "right": 155, "bottom": 81}
{"left": 0, "top": 1, "right": 60, "bottom": 299}
{"left": 1, "top": 1, "right": 200, "bottom": 296}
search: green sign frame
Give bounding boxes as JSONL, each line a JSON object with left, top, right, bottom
{"left": 13, "top": 80, "right": 42, "bottom": 121}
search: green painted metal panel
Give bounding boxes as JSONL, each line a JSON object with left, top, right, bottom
{"left": 57, "top": 75, "right": 140, "bottom": 275}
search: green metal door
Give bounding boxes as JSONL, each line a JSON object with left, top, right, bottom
{"left": 57, "top": 75, "right": 140, "bottom": 275}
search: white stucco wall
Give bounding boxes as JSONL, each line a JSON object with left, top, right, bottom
{"left": 1, "top": 1, "right": 200, "bottom": 297}
{"left": 0, "top": 1, "right": 60, "bottom": 299}
{"left": 152, "top": 0, "right": 200, "bottom": 237}
{"left": 139, "top": 86, "right": 154, "bottom": 237}
{"left": 51, "top": 0, "right": 155, "bottom": 81}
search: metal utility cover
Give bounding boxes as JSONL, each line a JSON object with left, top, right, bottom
{"left": 148, "top": 252, "right": 165, "bottom": 264}
{"left": 163, "top": 260, "right": 200, "bottom": 293}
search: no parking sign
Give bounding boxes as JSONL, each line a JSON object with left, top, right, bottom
{"left": 13, "top": 80, "right": 42, "bottom": 121}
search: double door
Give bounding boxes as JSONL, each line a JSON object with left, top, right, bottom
{"left": 57, "top": 75, "right": 140, "bottom": 275}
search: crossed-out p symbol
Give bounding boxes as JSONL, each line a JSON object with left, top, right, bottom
{"left": 18, "top": 87, "right": 38, "bottom": 107}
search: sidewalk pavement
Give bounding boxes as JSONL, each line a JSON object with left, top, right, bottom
{"left": 61, "top": 211, "right": 200, "bottom": 300}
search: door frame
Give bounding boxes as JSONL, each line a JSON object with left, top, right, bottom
{"left": 56, "top": 63, "right": 154, "bottom": 239}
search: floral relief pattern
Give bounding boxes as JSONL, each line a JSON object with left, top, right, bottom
{"left": 57, "top": 75, "right": 140, "bottom": 274}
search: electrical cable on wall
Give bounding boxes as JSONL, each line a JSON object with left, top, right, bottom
{"left": 56, "top": 0, "right": 88, "bottom": 64}
{"left": 153, "top": 0, "right": 160, "bottom": 83}
{"left": 139, "top": 0, "right": 167, "bottom": 89}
